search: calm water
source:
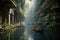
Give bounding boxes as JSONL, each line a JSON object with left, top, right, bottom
{"left": 10, "top": 0, "right": 56, "bottom": 40}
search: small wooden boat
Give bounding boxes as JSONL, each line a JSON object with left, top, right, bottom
{"left": 33, "top": 27, "right": 43, "bottom": 32}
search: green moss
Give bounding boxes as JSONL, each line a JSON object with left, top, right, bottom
{"left": 17, "top": 6, "right": 24, "bottom": 15}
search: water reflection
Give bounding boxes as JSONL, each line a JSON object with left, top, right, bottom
{"left": 28, "top": 36, "right": 34, "bottom": 40}
{"left": 33, "top": 31, "right": 46, "bottom": 40}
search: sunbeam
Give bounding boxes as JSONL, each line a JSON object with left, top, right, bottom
{"left": 24, "top": 0, "right": 36, "bottom": 40}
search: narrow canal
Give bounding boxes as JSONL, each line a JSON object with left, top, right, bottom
{"left": 10, "top": 0, "right": 55, "bottom": 40}
{"left": 10, "top": 0, "right": 46, "bottom": 40}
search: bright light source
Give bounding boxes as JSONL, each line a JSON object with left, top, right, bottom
{"left": 25, "top": 0, "right": 30, "bottom": 3}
